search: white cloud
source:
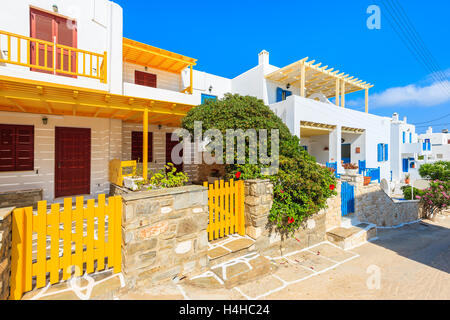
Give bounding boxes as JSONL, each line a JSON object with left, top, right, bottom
{"left": 347, "top": 76, "right": 450, "bottom": 109}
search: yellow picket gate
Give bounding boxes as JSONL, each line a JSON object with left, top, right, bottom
{"left": 10, "top": 194, "right": 122, "bottom": 300}
{"left": 203, "top": 179, "right": 245, "bottom": 241}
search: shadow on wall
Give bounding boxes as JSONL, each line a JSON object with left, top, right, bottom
{"left": 372, "top": 220, "right": 450, "bottom": 274}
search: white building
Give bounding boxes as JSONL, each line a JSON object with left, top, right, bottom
{"left": 418, "top": 127, "right": 450, "bottom": 162}
{"left": 0, "top": 0, "right": 396, "bottom": 204}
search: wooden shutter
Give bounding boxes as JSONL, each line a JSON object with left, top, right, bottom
{"left": 131, "top": 131, "right": 153, "bottom": 162}
{"left": 0, "top": 125, "right": 16, "bottom": 172}
{"left": 30, "top": 8, "right": 54, "bottom": 71}
{"left": 15, "top": 125, "right": 34, "bottom": 171}
{"left": 0, "top": 124, "right": 34, "bottom": 172}
{"left": 276, "top": 87, "right": 283, "bottom": 102}
{"left": 135, "top": 71, "right": 157, "bottom": 88}
{"left": 55, "top": 16, "right": 77, "bottom": 75}
{"left": 384, "top": 144, "right": 389, "bottom": 162}
{"left": 377, "top": 144, "right": 383, "bottom": 162}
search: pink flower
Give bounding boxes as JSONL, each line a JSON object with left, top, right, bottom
{"left": 439, "top": 185, "right": 444, "bottom": 189}
{"left": 415, "top": 195, "right": 421, "bottom": 199}
{"left": 280, "top": 190, "right": 285, "bottom": 193}
{"left": 442, "top": 204, "right": 447, "bottom": 207}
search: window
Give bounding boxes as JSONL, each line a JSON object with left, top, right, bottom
{"left": 377, "top": 143, "right": 388, "bottom": 162}
{"left": 135, "top": 71, "right": 157, "bottom": 88}
{"left": 0, "top": 124, "right": 34, "bottom": 172}
{"left": 30, "top": 7, "right": 77, "bottom": 75}
{"left": 276, "top": 87, "right": 292, "bottom": 102}
{"left": 402, "top": 131, "right": 405, "bottom": 143}
{"left": 131, "top": 131, "right": 153, "bottom": 163}
{"left": 409, "top": 132, "right": 412, "bottom": 143}
{"left": 201, "top": 94, "right": 217, "bottom": 104}
{"left": 402, "top": 159, "right": 409, "bottom": 173}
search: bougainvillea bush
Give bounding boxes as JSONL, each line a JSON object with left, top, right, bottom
{"left": 416, "top": 179, "right": 450, "bottom": 218}
{"left": 182, "top": 94, "right": 337, "bottom": 236}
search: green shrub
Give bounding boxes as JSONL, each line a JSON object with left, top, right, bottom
{"left": 418, "top": 161, "right": 450, "bottom": 181}
{"left": 182, "top": 94, "right": 337, "bottom": 236}
{"left": 401, "top": 185, "right": 425, "bottom": 200}
{"left": 146, "top": 163, "right": 189, "bottom": 189}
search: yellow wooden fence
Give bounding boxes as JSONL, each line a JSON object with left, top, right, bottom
{"left": 0, "top": 29, "right": 107, "bottom": 83}
{"left": 10, "top": 194, "right": 122, "bottom": 300}
{"left": 203, "top": 179, "right": 245, "bottom": 241}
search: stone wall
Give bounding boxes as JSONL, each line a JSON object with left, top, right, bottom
{"left": 0, "top": 189, "right": 42, "bottom": 209}
{"left": 243, "top": 179, "right": 330, "bottom": 255}
{"left": 0, "top": 207, "right": 13, "bottom": 300}
{"left": 342, "top": 174, "right": 423, "bottom": 227}
{"left": 121, "top": 185, "right": 209, "bottom": 289}
{"left": 324, "top": 181, "right": 342, "bottom": 231}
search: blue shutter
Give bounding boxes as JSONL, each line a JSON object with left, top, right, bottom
{"left": 285, "top": 90, "right": 292, "bottom": 98}
{"left": 384, "top": 144, "right": 388, "bottom": 161}
{"left": 377, "top": 144, "right": 383, "bottom": 162}
{"left": 409, "top": 133, "right": 412, "bottom": 143}
{"left": 402, "top": 132, "right": 405, "bottom": 143}
{"left": 276, "top": 87, "right": 283, "bottom": 102}
{"left": 402, "top": 159, "right": 409, "bottom": 173}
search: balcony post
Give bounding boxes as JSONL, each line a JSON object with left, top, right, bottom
{"left": 340, "top": 80, "right": 345, "bottom": 108}
{"left": 300, "top": 62, "right": 306, "bottom": 97}
{"left": 335, "top": 79, "right": 340, "bottom": 106}
{"left": 189, "top": 65, "right": 193, "bottom": 94}
{"left": 143, "top": 108, "right": 148, "bottom": 180}
{"left": 365, "top": 88, "right": 369, "bottom": 113}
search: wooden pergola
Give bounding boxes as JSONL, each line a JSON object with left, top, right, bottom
{"left": 265, "top": 57, "right": 374, "bottom": 113}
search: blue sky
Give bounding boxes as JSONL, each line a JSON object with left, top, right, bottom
{"left": 116, "top": 0, "right": 450, "bottom": 133}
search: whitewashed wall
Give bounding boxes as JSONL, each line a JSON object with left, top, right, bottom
{"left": 0, "top": 111, "right": 122, "bottom": 201}
{"left": 0, "top": 0, "right": 123, "bottom": 94}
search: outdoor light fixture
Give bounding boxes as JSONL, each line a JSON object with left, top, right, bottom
{"left": 158, "top": 124, "right": 162, "bottom": 130}
{"left": 208, "top": 85, "right": 213, "bottom": 92}
{"left": 42, "top": 116, "right": 48, "bottom": 125}
{"left": 52, "top": 5, "right": 58, "bottom": 13}
{"left": 286, "top": 83, "right": 291, "bottom": 89}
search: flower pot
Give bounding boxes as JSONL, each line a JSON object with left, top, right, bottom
{"left": 345, "top": 169, "right": 358, "bottom": 175}
{"left": 405, "top": 178, "right": 410, "bottom": 184}
{"left": 123, "top": 176, "right": 144, "bottom": 191}
{"left": 363, "top": 176, "right": 371, "bottom": 186}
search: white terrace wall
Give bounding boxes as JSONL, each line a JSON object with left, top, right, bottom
{"left": 0, "top": 0, "right": 124, "bottom": 94}
{"left": 0, "top": 111, "right": 122, "bottom": 202}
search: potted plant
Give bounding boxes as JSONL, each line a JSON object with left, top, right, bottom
{"left": 363, "top": 176, "right": 371, "bottom": 186}
{"left": 343, "top": 163, "right": 359, "bottom": 175}
{"left": 405, "top": 174, "right": 410, "bottom": 184}
{"left": 123, "top": 175, "right": 144, "bottom": 191}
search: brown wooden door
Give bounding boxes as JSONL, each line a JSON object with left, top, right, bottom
{"left": 30, "top": 7, "right": 77, "bottom": 76}
{"left": 55, "top": 127, "right": 90, "bottom": 198}
{"left": 165, "top": 132, "right": 183, "bottom": 173}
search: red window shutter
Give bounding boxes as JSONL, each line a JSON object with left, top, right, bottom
{"left": 0, "top": 124, "right": 34, "bottom": 172}
{"left": 131, "top": 131, "right": 153, "bottom": 163}
{"left": 0, "top": 125, "right": 16, "bottom": 172}
{"left": 135, "top": 71, "right": 157, "bottom": 88}
{"left": 30, "top": 8, "right": 54, "bottom": 70}
{"left": 15, "top": 125, "right": 34, "bottom": 171}
{"left": 55, "top": 17, "right": 77, "bottom": 74}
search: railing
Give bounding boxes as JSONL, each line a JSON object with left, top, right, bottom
{"left": 10, "top": 194, "right": 122, "bottom": 300}
{"left": 0, "top": 30, "right": 107, "bottom": 83}
{"left": 363, "top": 167, "right": 381, "bottom": 183}
{"left": 203, "top": 179, "right": 245, "bottom": 241}
{"left": 109, "top": 160, "right": 137, "bottom": 187}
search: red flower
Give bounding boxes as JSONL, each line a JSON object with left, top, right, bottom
{"left": 295, "top": 238, "right": 301, "bottom": 242}
{"left": 280, "top": 190, "right": 285, "bottom": 193}
{"left": 288, "top": 217, "right": 295, "bottom": 224}
{"left": 329, "top": 184, "right": 335, "bottom": 191}
{"left": 235, "top": 171, "right": 241, "bottom": 179}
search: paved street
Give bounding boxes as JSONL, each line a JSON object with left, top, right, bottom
{"left": 23, "top": 215, "right": 450, "bottom": 300}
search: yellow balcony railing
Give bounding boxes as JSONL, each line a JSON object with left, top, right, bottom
{"left": 0, "top": 30, "right": 107, "bottom": 83}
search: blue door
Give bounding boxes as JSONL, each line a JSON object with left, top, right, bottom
{"left": 341, "top": 182, "right": 355, "bottom": 216}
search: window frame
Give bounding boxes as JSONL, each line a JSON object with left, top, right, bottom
{"left": 0, "top": 124, "right": 35, "bottom": 172}
{"left": 131, "top": 131, "right": 153, "bottom": 163}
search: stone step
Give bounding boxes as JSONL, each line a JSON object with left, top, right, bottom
{"left": 207, "top": 236, "right": 256, "bottom": 267}
{"left": 340, "top": 214, "right": 360, "bottom": 229}
{"left": 183, "top": 252, "right": 277, "bottom": 290}
{"left": 326, "top": 223, "right": 377, "bottom": 250}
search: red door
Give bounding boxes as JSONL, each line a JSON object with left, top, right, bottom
{"left": 165, "top": 133, "right": 183, "bottom": 173}
{"left": 55, "top": 127, "right": 90, "bottom": 198}
{"left": 30, "top": 7, "right": 77, "bottom": 76}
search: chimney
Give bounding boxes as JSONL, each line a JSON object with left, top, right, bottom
{"left": 403, "top": 116, "right": 407, "bottom": 123}
{"left": 427, "top": 126, "right": 433, "bottom": 134}
{"left": 392, "top": 112, "right": 399, "bottom": 122}
{"left": 258, "top": 50, "right": 269, "bottom": 66}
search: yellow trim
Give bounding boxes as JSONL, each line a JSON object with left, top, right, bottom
{"left": 143, "top": 109, "right": 148, "bottom": 180}
{"left": 0, "top": 75, "right": 194, "bottom": 126}
{"left": 0, "top": 29, "right": 107, "bottom": 83}
{"left": 123, "top": 38, "right": 196, "bottom": 74}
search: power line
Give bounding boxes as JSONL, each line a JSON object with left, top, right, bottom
{"left": 412, "top": 112, "right": 450, "bottom": 125}
{"left": 378, "top": 0, "right": 450, "bottom": 94}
